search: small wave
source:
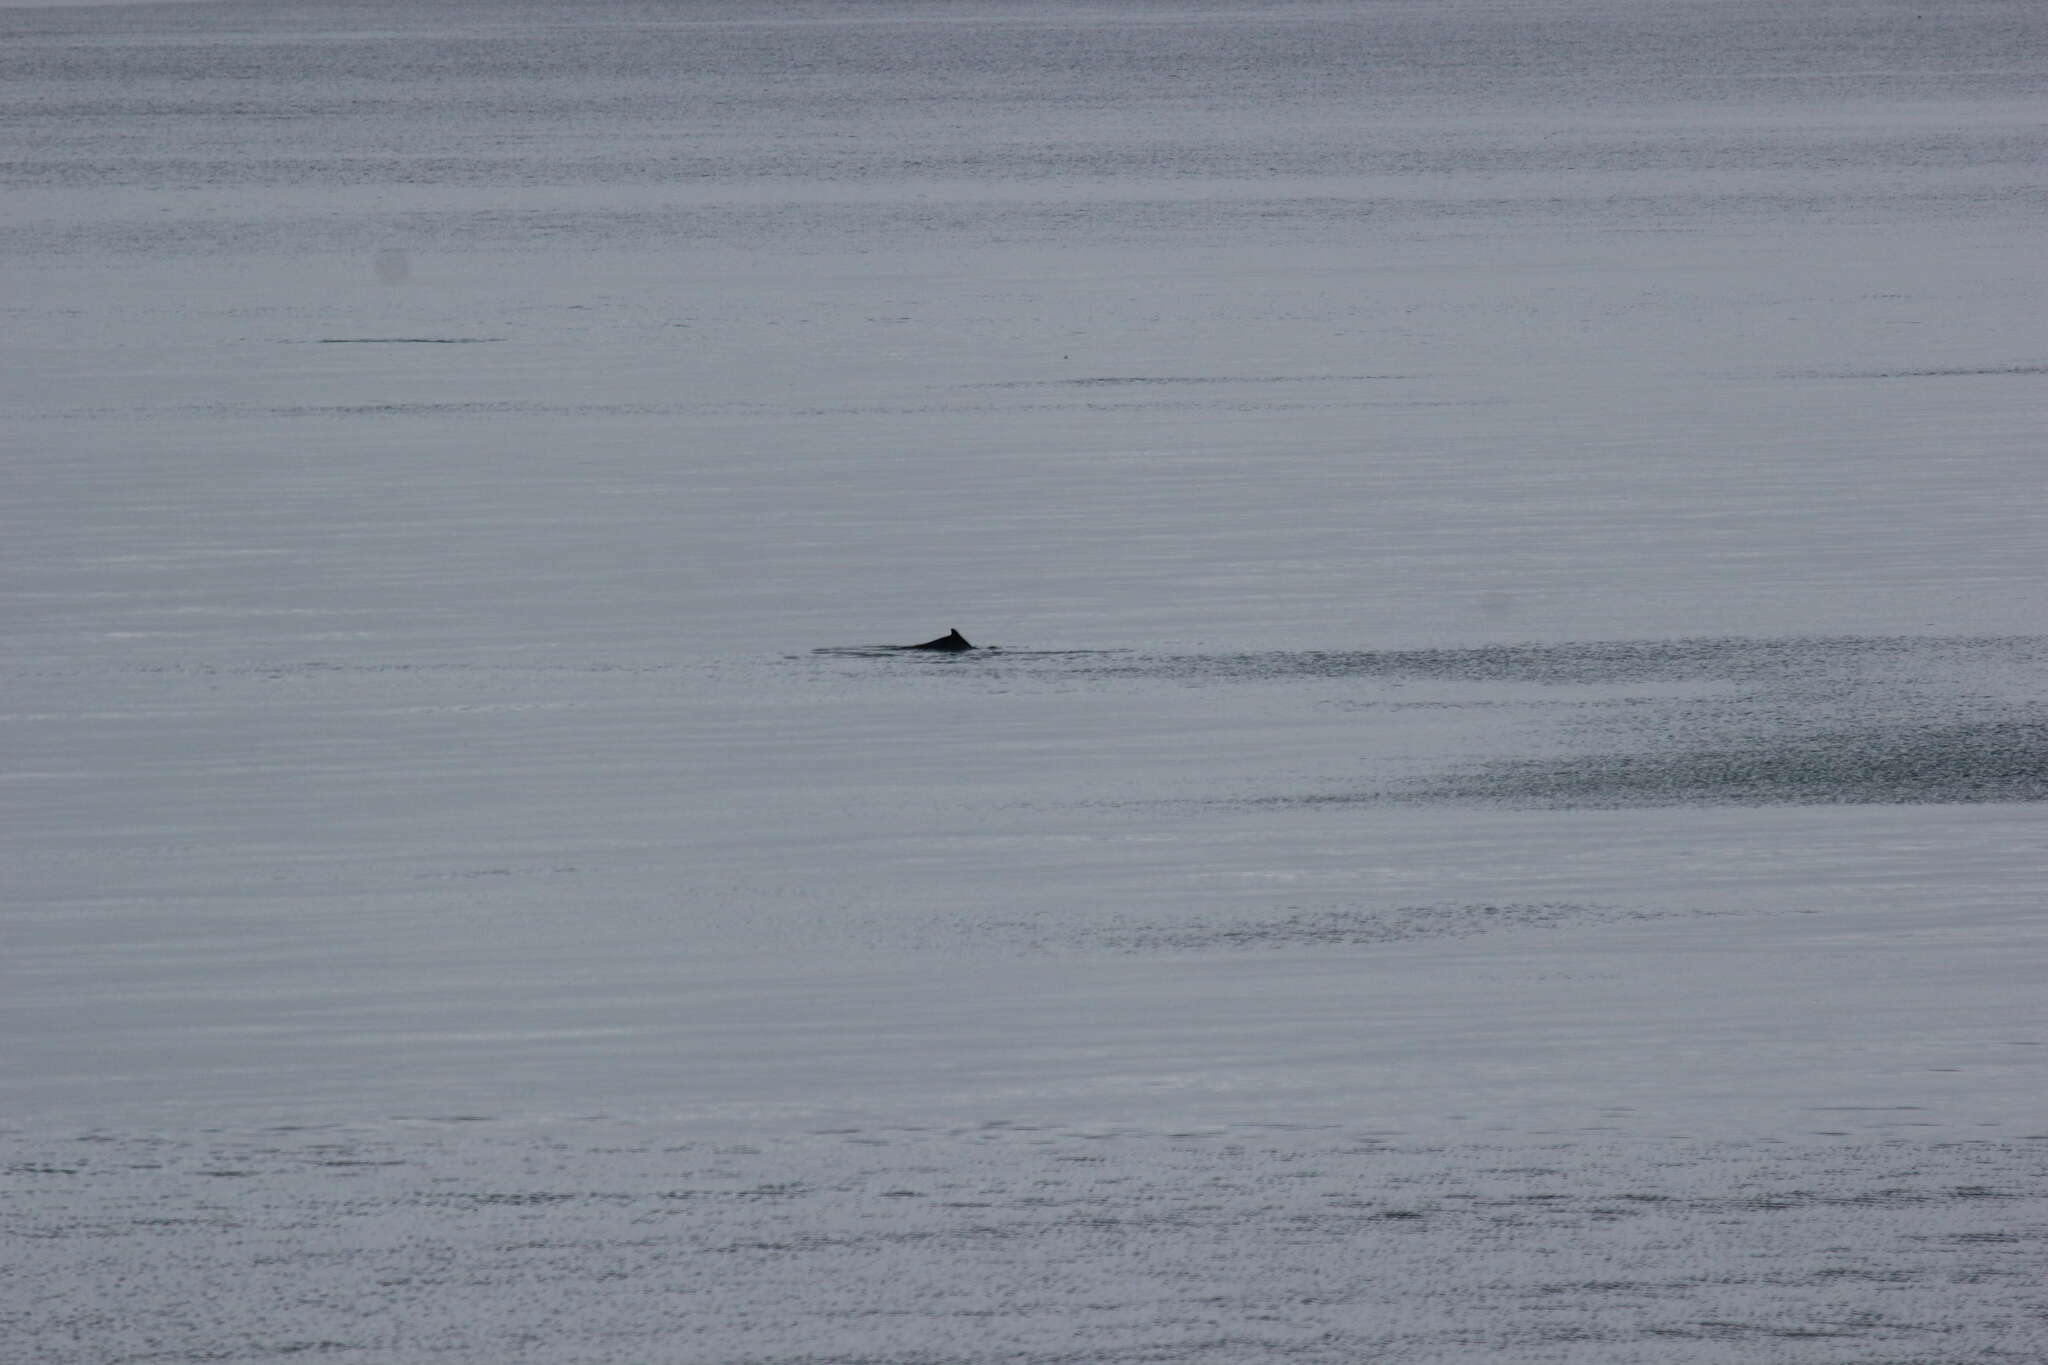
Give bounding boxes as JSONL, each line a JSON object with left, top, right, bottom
{"left": 314, "top": 336, "right": 504, "bottom": 344}
{"left": 964, "top": 373, "right": 1407, "bottom": 390}
{"left": 1788, "top": 363, "right": 2048, "bottom": 379}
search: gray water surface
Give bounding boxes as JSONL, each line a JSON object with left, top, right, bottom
{"left": 5, "top": 2, "right": 2046, "bottom": 1358}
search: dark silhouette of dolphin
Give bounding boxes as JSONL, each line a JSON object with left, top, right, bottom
{"left": 902, "top": 629, "right": 973, "bottom": 652}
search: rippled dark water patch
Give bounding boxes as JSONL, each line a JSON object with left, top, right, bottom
{"left": 1076, "top": 635, "right": 2046, "bottom": 810}
{"left": 1788, "top": 363, "right": 2048, "bottom": 379}
{"left": 954, "top": 901, "right": 1652, "bottom": 956}
{"left": 1085, "top": 634, "right": 2040, "bottom": 689}
{"left": 1401, "top": 720, "right": 2048, "bottom": 809}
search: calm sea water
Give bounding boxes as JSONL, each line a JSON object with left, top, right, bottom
{"left": 7, "top": 7, "right": 2048, "bottom": 1361}
{"left": 4, "top": 0, "right": 2045, "bottom": 1131}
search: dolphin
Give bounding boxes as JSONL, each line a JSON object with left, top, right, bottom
{"left": 902, "top": 629, "right": 974, "bottom": 652}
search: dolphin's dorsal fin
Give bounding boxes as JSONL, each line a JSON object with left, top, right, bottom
{"left": 906, "top": 629, "right": 973, "bottom": 652}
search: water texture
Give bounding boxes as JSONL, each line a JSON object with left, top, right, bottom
{"left": 4, "top": 0, "right": 2046, "bottom": 1360}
